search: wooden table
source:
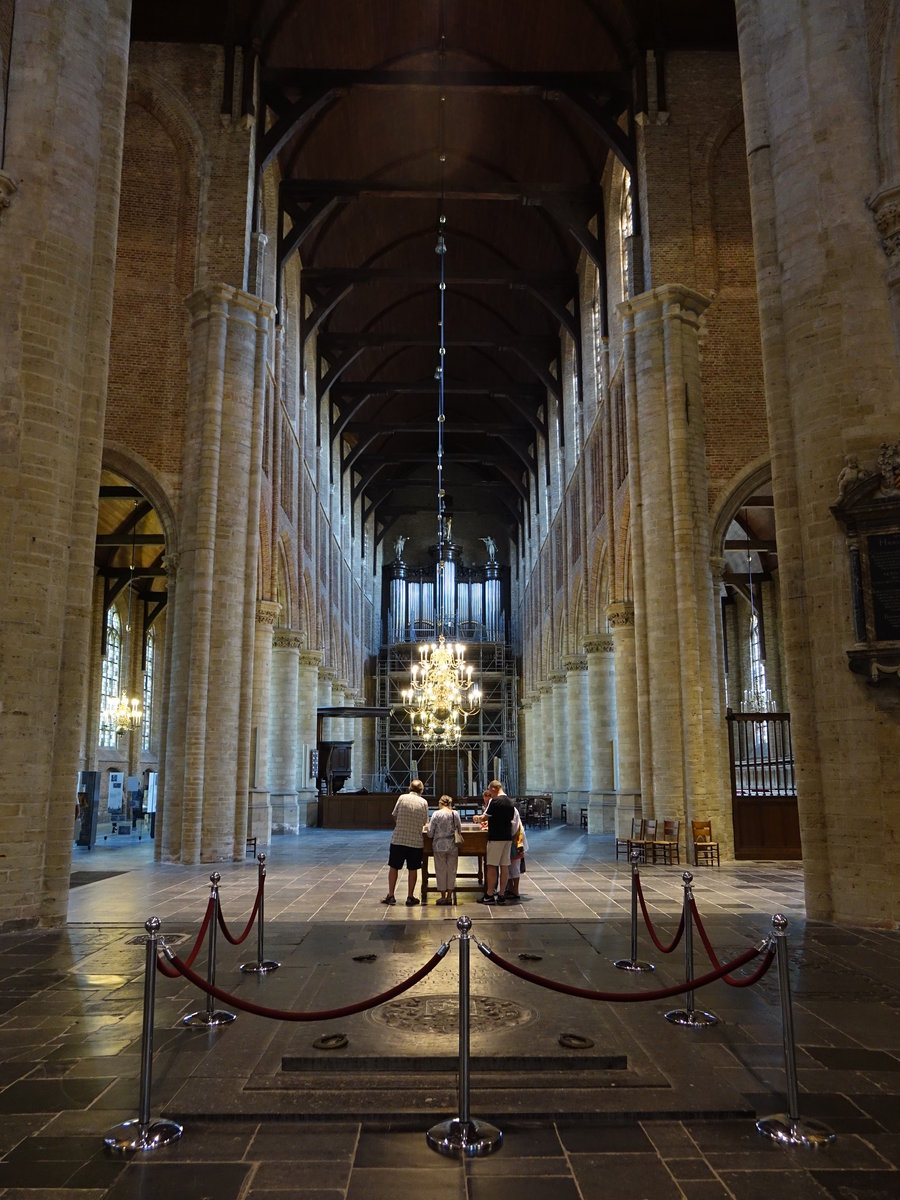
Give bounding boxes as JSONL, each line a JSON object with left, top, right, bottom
{"left": 422, "top": 824, "right": 487, "bottom": 899}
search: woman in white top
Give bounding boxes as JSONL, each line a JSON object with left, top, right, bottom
{"left": 425, "top": 795, "right": 463, "bottom": 905}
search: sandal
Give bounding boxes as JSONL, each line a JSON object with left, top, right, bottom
{"left": 381, "top": 895, "right": 396, "bottom": 905}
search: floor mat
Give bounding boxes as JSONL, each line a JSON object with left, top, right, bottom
{"left": 69, "top": 870, "right": 128, "bottom": 888}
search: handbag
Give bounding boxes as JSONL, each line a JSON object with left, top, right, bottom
{"left": 454, "top": 827, "right": 465, "bottom": 846}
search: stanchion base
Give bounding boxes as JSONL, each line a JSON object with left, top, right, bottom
{"left": 426, "top": 1117, "right": 503, "bottom": 1158}
{"left": 664, "top": 1007, "right": 719, "bottom": 1027}
{"left": 613, "top": 958, "right": 655, "bottom": 972}
{"left": 182, "top": 1009, "right": 237, "bottom": 1027}
{"left": 756, "top": 1114, "right": 836, "bottom": 1148}
{"left": 104, "top": 1118, "right": 183, "bottom": 1154}
{"left": 240, "top": 959, "right": 281, "bottom": 974}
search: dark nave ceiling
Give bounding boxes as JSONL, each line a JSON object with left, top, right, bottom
{"left": 131, "top": 2, "right": 738, "bottom": 549}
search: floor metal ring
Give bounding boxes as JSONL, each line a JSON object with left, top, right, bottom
{"left": 312, "top": 1033, "right": 349, "bottom": 1050}
{"left": 558, "top": 1032, "right": 595, "bottom": 1049}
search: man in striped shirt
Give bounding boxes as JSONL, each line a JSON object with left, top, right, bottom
{"left": 382, "top": 779, "right": 429, "bottom": 907}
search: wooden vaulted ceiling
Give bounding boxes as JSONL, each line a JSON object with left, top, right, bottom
{"left": 131, "top": 1, "right": 738, "bottom": 548}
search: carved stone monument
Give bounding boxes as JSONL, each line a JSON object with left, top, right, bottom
{"left": 831, "top": 437, "right": 900, "bottom": 685}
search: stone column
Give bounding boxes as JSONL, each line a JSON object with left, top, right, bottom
{"left": 562, "top": 656, "right": 591, "bottom": 824}
{"left": 318, "top": 668, "right": 336, "bottom": 740}
{"left": 518, "top": 699, "right": 532, "bottom": 793}
{"left": 247, "top": 601, "right": 280, "bottom": 846}
{"left": 618, "top": 285, "right": 729, "bottom": 840}
{"left": 268, "top": 630, "right": 302, "bottom": 834}
{"left": 317, "top": 667, "right": 336, "bottom": 793}
{"left": 735, "top": 0, "right": 900, "bottom": 922}
{"left": 341, "top": 686, "right": 359, "bottom": 788}
{"left": 332, "top": 679, "right": 349, "bottom": 748}
{"left": 162, "top": 284, "right": 275, "bottom": 863}
{"left": 549, "top": 670, "right": 568, "bottom": 806}
{"left": 0, "top": 0, "right": 132, "bottom": 928}
{"left": 355, "top": 694, "right": 377, "bottom": 796}
{"left": 608, "top": 602, "right": 641, "bottom": 837}
{"left": 154, "top": 554, "right": 178, "bottom": 862}
{"left": 297, "top": 649, "right": 322, "bottom": 826}
{"left": 535, "top": 682, "right": 554, "bottom": 794}
{"left": 584, "top": 635, "right": 616, "bottom": 832}
{"left": 759, "top": 577, "right": 785, "bottom": 711}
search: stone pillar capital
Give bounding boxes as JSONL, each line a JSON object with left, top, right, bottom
{"left": 536, "top": 681, "right": 554, "bottom": 696}
{"left": 548, "top": 670, "right": 567, "bottom": 686}
{"left": 185, "top": 281, "right": 277, "bottom": 325}
{"left": 272, "top": 629, "right": 305, "bottom": 651}
{"left": 0, "top": 170, "right": 18, "bottom": 224}
{"left": 299, "top": 649, "right": 323, "bottom": 669}
{"left": 318, "top": 667, "right": 338, "bottom": 684}
{"left": 255, "top": 600, "right": 281, "bottom": 626}
{"left": 584, "top": 634, "right": 614, "bottom": 655}
{"left": 562, "top": 655, "right": 588, "bottom": 673}
{"left": 868, "top": 181, "right": 900, "bottom": 266}
{"left": 606, "top": 601, "right": 635, "bottom": 629}
{"left": 709, "top": 555, "right": 728, "bottom": 583}
{"left": 617, "top": 282, "right": 712, "bottom": 326}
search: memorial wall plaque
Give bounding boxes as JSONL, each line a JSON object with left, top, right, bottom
{"left": 868, "top": 532, "right": 900, "bottom": 641}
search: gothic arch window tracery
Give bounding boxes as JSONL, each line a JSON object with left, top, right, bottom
{"left": 100, "top": 608, "right": 122, "bottom": 749}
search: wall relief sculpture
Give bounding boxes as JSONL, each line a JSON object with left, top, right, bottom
{"left": 831, "top": 437, "right": 900, "bottom": 685}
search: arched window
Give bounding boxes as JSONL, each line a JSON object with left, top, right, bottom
{"left": 141, "top": 628, "right": 154, "bottom": 752}
{"left": 619, "top": 171, "right": 634, "bottom": 297}
{"left": 100, "top": 608, "right": 121, "bottom": 749}
{"left": 743, "top": 612, "right": 772, "bottom": 713}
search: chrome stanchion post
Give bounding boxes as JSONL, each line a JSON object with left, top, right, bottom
{"left": 614, "top": 850, "right": 655, "bottom": 972}
{"left": 183, "top": 872, "right": 237, "bottom": 1027}
{"left": 104, "top": 917, "right": 183, "bottom": 1153}
{"left": 757, "top": 914, "right": 836, "bottom": 1148}
{"left": 240, "top": 853, "right": 280, "bottom": 974}
{"left": 665, "top": 871, "right": 718, "bottom": 1027}
{"left": 426, "top": 915, "right": 503, "bottom": 1158}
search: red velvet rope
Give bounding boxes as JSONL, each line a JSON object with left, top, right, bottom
{"left": 476, "top": 937, "right": 765, "bottom": 1002}
{"left": 217, "top": 882, "right": 263, "bottom": 945}
{"left": 157, "top": 942, "right": 450, "bottom": 1021}
{"left": 156, "top": 897, "right": 215, "bottom": 978}
{"left": 689, "top": 898, "right": 777, "bottom": 987}
{"left": 634, "top": 873, "right": 685, "bottom": 954}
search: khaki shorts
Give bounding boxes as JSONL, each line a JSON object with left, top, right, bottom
{"left": 485, "top": 839, "right": 511, "bottom": 867}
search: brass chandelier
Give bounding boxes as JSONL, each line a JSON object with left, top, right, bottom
{"left": 402, "top": 637, "right": 481, "bottom": 748}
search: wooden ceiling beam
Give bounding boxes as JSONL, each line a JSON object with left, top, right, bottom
{"left": 282, "top": 178, "right": 599, "bottom": 204}
{"left": 262, "top": 66, "right": 630, "bottom": 96}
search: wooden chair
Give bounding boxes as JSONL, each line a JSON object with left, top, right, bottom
{"left": 632, "top": 818, "right": 658, "bottom": 862}
{"left": 532, "top": 796, "right": 551, "bottom": 829}
{"left": 692, "top": 820, "right": 720, "bottom": 866}
{"left": 615, "top": 817, "right": 644, "bottom": 860}
{"left": 651, "top": 818, "right": 681, "bottom": 865}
